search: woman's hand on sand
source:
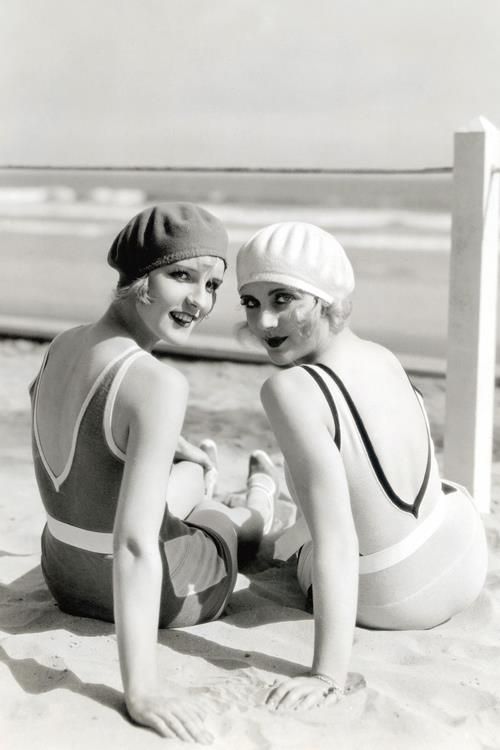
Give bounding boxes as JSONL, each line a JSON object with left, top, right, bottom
{"left": 126, "top": 692, "right": 213, "bottom": 743}
{"left": 265, "top": 675, "right": 341, "bottom": 712}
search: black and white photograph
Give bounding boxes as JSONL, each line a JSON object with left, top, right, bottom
{"left": 1, "top": 2, "right": 499, "bottom": 748}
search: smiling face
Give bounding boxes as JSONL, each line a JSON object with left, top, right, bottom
{"left": 137, "top": 256, "right": 224, "bottom": 345}
{"left": 240, "top": 281, "right": 330, "bottom": 365}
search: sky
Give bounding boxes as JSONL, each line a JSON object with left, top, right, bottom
{"left": 1, "top": 0, "right": 499, "bottom": 169}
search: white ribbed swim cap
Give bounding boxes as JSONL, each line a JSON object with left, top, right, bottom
{"left": 237, "top": 222, "right": 355, "bottom": 304}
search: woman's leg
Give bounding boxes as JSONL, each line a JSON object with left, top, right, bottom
{"left": 159, "top": 450, "right": 280, "bottom": 626}
{"left": 188, "top": 450, "right": 280, "bottom": 545}
{"left": 165, "top": 439, "right": 219, "bottom": 519}
{"left": 165, "top": 460, "right": 207, "bottom": 520}
{"left": 166, "top": 447, "right": 279, "bottom": 545}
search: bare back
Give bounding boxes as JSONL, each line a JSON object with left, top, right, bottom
{"left": 263, "top": 330, "right": 443, "bottom": 556}
{"left": 34, "top": 325, "right": 142, "bottom": 476}
{"left": 318, "top": 335, "right": 432, "bottom": 501}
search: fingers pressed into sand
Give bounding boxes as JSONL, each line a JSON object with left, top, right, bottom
{"left": 161, "top": 705, "right": 212, "bottom": 744}
{"left": 293, "top": 691, "right": 328, "bottom": 711}
{"left": 265, "top": 680, "right": 289, "bottom": 706}
{"left": 265, "top": 676, "right": 332, "bottom": 712}
{"left": 128, "top": 695, "right": 212, "bottom": 743}
{"left": 164, "top": 712, "right": 212, "bottom": 744}
{"left": 142, "top": 712, "right": 172, "bottom": 738}
{"left": 275, "top": 686, "right": 307, "bottom": 711}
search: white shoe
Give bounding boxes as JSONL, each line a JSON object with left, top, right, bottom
{"left": 247, "top": 450, "right": 279, "bottom": 535}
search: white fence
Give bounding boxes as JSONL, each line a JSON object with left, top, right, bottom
{"left": 1, "top": 118, "right": 499, "bottom": 510}
{"left": 445, "top": 116, "right": 500, "bottom": 512}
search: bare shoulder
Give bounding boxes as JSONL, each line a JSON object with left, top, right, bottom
{"left": 125, "top": 354, "right": 188, "bottom": 396}
{"left": 261, "top": 366, "right": 340, "bottom": 474}
{"left": 117, "top": 354, "right": 188, "bottom": 417}
{"left": 362, "top": 338, "right": 403, "bottom": 369}
{"left": 261, "top": 365, "right": 327, "bottom": 422}
{"left": 262, "top": 365, "right": 314, "bottom": 401}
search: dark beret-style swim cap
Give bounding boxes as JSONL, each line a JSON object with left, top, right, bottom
{"left": 108, "top": 202, "right": 228, "bottom": 286}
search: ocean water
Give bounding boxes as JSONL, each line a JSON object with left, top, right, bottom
{"left": 0, "top": 171, "right": 495, "bottom": 363}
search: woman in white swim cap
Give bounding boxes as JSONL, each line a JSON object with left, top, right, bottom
{"left": 237, "top": 221, "right": 354, "bottom": 366}
{"left": 237, "top": 221, "right": 488, "bottom": 712}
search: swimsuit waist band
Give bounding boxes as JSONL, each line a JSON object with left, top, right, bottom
{"left": 359, "top": 500, "right": 446, "bottom": 574}
{"left": 277, "top": 497, "right": 447, "bottom": 574}
{"left": 46, "top": 515, "right": 114, "bottom": 554}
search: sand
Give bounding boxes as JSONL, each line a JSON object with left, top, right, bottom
{"left": 1, "top": 339, "right": 499, "bottom": 750}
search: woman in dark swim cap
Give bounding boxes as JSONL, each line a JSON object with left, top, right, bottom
{"left": 30, "top": 203, "right": 278, "bottom": 742}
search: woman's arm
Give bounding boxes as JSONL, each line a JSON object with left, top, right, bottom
{"left": 261, "top": 369, "right": 359, "bottom": 711}
{"left": 112, "top": 361, "right": 211, "bottom": 743}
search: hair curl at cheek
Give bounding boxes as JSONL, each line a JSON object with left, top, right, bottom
{"left": 289, "top": 300, "right": 323, "bottom": 338}
{"left": 291, "top": 296, "right": 353, "bottom": 337}
{"left": 113, "top": 275, "right": 153, "bottom": 305}
{"left": 326, "top": 297, "right": 352, "bottom": 333}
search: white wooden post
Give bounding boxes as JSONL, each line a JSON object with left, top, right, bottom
{"left": 444, "top": 116, "right": 500, "bottom": 512}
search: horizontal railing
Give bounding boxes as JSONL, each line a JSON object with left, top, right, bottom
{"left": 1, "top": 164, "right": 453, "bottom": 174}
{"left": 1, "top": 118, "right": 499, "bottom": 510}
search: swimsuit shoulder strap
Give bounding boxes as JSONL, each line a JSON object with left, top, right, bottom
{"left": 32, "top": 343, "right": 142, "bottom": 491}
{"left": 310, "top": 362, "right": 431, "bottom": 518}
{"left": 300, "top": 364, "right": 341, "bottom": 450}
{"left": 103, "top": 348, "right": 150, "bottom": 460}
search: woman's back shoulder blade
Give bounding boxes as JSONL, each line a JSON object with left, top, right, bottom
{"left": 117, "top": 355, "right": 188, "bottom": 416}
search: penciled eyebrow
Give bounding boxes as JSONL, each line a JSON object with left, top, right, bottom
{"left": 169, "top": 263, "right": 223, "bottom": 281}
{"left": 268, "top": 287, "right": 295, "bottom": 296}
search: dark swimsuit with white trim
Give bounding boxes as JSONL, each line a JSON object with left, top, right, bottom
{"left": 30, "top": 344, "right": 237, "bottom": 627}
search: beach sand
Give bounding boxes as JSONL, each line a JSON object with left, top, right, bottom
{"left": 1, "top": 339, "right": 499, "bottom": 750}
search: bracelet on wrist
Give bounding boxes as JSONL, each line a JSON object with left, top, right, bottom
{"left": 310, "top": 672, "right": 344, "bottom": 697}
